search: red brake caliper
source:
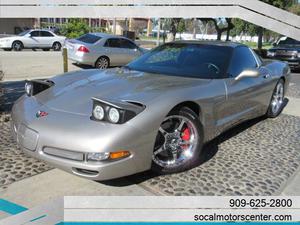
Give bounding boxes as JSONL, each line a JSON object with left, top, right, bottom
{"left": 181, "top": 128, "right": 190, "bottom": 149}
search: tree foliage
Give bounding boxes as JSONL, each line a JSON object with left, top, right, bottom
{"left": 288, "top": 3, "right": 300, "bottom": 15}
{"left": 60, "top": 19, "right": 90, "bottom": 38}
{"left": 231, "top": 0, "right": 298, "bottom": 49}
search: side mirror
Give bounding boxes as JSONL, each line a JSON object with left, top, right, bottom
{"left": 272, "top": 43, "right": 277, "bottom": 47}
{"left": 235, "top": 69, "right": 260, "bottom": 81}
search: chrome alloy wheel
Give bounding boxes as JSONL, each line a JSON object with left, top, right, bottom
{"left": 96, "top": 57, "right": 109, "bottom": 69}
{"left": 12, "top": 42, "right": 22, "bottom": 51}
{"left": 153, "top": 115, "right": 198, "bottom": 168}
{"left": 271, "top": 82, "right": 284, "bottom": 114}
{"left": 53, "top": 42, "right": 61, "bottom": 51}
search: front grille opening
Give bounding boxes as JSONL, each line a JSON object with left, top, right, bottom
{"left": 73, "top": 168, "right": 99, "bottom": 176}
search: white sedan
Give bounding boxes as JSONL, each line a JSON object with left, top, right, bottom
{"left": 0, "top": 29, "right": 66, "bottom": 51}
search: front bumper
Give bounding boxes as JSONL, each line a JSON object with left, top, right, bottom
{"left": 272, "top": 56, "right": 300, "bottom": 69}
{"left": 0, "top": 41, "right": 12, "bottom": 48}
{"left": 11, "top": 96, "right": 154, "bottom": 180}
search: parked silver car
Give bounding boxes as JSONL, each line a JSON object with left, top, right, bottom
{"left": 0, "top": 29, "right": 66, "bottom": 51}
{"left": 65, "top": 33, "right": 147, "bottom": 69}
{"left": 11, "top": 41, "right": 290, "bottom": 181}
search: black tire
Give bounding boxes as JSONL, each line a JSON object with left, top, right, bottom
{"left": 3, "top": 48, "right": 12, "bottom": 51}
{"left": 43, "top": 48, "right": 50, "bottom": 51}
{"left": 266, "top": 79, "right": 285, "bottom": 118}
{"left": 52, "top": 42, "right": 62, "bottom": 51}
{"left": 151, "top": 107, "right": 203, "bottom": 174}
{"left": 12, "top": 41, "right": 23, "bottom": 51}
{"left": 95, "top": 56, "right": 110, "bottom": 69}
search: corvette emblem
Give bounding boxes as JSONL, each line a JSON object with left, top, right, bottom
{"left": 36, "top": 111, "right": 48, "bottom": 118}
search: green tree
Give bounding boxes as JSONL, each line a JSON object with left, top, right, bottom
{"left": 60, "top": 19, "right": 90, "bottom": 38}
{"left": 255, "top": 0, "right": 296, "bottom": 49}
{"left": 177, "top": 19, "right": 186, "bottom": 39}
{"left": 288, "top": 3, "right": 300, "bottom": 15}
{"left": 198, "top": 18, "right": 234, "bottom": 41}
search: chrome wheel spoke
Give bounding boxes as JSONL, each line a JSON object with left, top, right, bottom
{"left": 177, "top": 118, "right": 186, "bottom": 131}
{"left": 171, "top": 151, "right": 178, "bottom": 161}
{"left": 159, "top": 127, "right": 169, "bottom": 137}
{"left": 153, "top": 147, "right": 166, "bottom": 156}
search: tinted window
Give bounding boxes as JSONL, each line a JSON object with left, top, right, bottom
{"left": 105, "top": 38, "right": 121, "bottom": 48}
{"left": 30, "top": 31, "right": 40, "bottom": 37}
{"left": 40, "top": 31, "right": 54, "bottom": 37}
{"left": 278, "top": 38, "right": 300, "bottom": 45}
{"left": 228, "top": 47, "right": 257, "bottom": 77}
{"left": 120, "top": 39, "right": 137, "bottom": 49}
{"left": 127, "top": 43, "right": 233, "bottom": 79}
{"left": 77, "top": 34, "right": 102, "bottom": 44}
{"left": 18, "top": 30, "right": 30, "bottom": 36}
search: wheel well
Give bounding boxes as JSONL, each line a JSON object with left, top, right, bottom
{"left": 12, "top": 40, "right": 23, "bottom": 46}
{"left": 171, "top": 101, "right": 201, "bottom": 118}
{"left": 95, "top": 55, "right": 110, "bottom": 67}
{"left": 53, "top": 41, "right": 61, "bottom": 45}
{"left": 280, "top": 76, "right": 285, "bottom": 83}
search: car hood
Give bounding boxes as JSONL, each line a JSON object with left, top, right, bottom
{"left": 0, "top": 36, "right": 16, "bottom": 40}
{"left": 36, "top": 68, "right": 209, "bottom": 116}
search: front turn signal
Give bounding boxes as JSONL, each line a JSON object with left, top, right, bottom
{"left": 109, "top": 151, "right": 130, "bottom": 160}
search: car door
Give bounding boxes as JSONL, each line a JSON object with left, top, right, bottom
{"left": 24, "top": 31, "right": 40, "bottom": 48}
{"left": 222, "top": 46, "right": 271, "bottom": 128}
{"left": 119, "top": 38, "right": 141, "bottom": 64}
{"left": 40, "top": 31, "right": 56, "bottom": 48}
{"left": 102, "top": 38, "right": 124, "bottom": 66}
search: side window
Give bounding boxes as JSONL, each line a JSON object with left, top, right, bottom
{"left": 30, "top": 31, "right": 40, "bottom": 37}
{"left": 104, "top": 38, "right": 121, "bottom": 48}
{"left": 228, "top": 47, "right": 258, "bottom": 77}
{"left": 41, "top": 31, "right": 54, "bottom": 37}
{"left": 120, "top": 39, "right": 137, "bottom": 49}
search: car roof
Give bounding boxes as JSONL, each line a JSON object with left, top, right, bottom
{"left": 27, "top": 29, "right": 54, "bottom": 32}
{"left": 89, "top": 32, "right": 131, "bottom": 40}
{"left": 172, "top": 40, "right": 246, "bottom": 48}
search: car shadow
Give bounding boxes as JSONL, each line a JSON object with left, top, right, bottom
{"left": 99, "top": 113, "right": 275, "bottom": 187}
{"left": 72, "top": 63, "right": 94, "bottom": 70}
{"left": 0, "top": 80, "right": 25, "bottom": 113}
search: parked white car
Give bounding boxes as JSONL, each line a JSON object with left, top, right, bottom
{"left": 65, "top": 33, "right": 147, "bottom": 69}
{"left": 0, "top": 29, "right": 66, "bottom": 51}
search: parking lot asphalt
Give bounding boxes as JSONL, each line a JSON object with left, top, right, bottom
{"left": 0, "top": 51, "right": 81, "bottom": 82}
{"left": 0, "top": 67, "right": 300, "bottom": 208}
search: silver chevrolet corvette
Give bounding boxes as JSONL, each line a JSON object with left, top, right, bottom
{"left": 11, "top": 41, "right": 290, "bottom": 180}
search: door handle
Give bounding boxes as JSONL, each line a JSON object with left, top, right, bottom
{"left": 263, "top": 74, "right": 270, "bottom": 79}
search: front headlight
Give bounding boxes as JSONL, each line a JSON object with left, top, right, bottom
{"left": 25, "top": 82, "right": 33, "bottom": 96}
{"left": 93, "top": 105, "right": 105, "bottom": 120}
{"left": 267, "top": 51, "right": 275, "bottom": 57}
{"left": 298, "top": 52, "right": 300, "bottom": 58}
{"left": 91, "top": 98, "right": 145, "bottom": 124}
{"left": 87, "top": 152, "right": 110, "bottom": 161}
{"left": 24, "top": 79, "right": 54, "bottom": 97}
{"left": 108, "top": 107, "right": 120, "bottom": 123}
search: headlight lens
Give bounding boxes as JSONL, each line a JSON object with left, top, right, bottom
{"left": 267, "top": 51, "right": 275, "bottom": 57}
{"left": 93, "top": 105, "right": 105, "bottom": 120}
{"left": 87, "top": 152, "right": 110, "bottom": 161}
{"left": 108, "top": 107, "right": 120, "bottom": 123}
{"left": 25, "top": 82, "right": 33, "bottom": 96}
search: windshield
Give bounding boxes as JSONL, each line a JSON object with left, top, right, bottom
{"left": 18, "top": 30, "right": 31, "bottom": 36}
{"left": 127, "top": 43, "right": 233, "bottom": 79}
{"left": 77, "top": 33, "right": 102, "bottom": 44}
{"left": 278, "top": 38, "right": 300, "bottom": 45}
